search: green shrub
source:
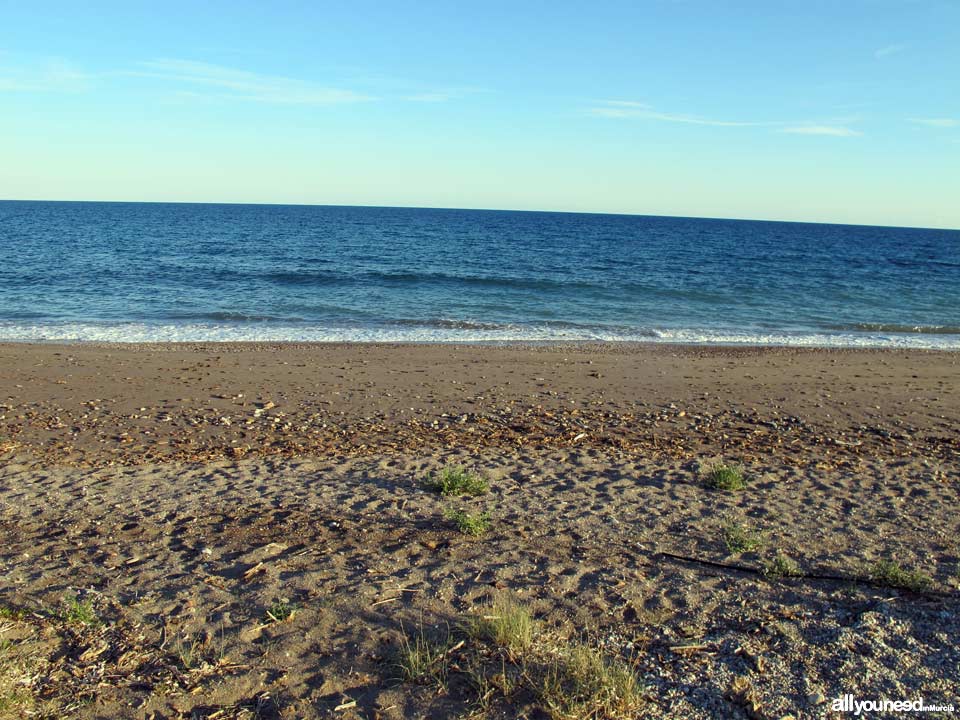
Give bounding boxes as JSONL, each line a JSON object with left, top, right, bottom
{"left": 705, "top": 462, "right": 747, "bottom": 491}
{"left": 426, "top": 466, "right": 489, "bottom": 496}
{"left": 763, "top": 552, "right": 801, "bottom": 579}
{"left": 445, "top": 509, "right": 492, "bottom": 537}
{"left": 722, "top": 521, "right": 764, "bottom": 554}
{"left": 869, "top": 559, "right": 932, "bottom": 592}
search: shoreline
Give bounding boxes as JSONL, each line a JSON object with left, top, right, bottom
{"left": 2, "top": 337, "right": 958, "bottom": 351}
{"left": 2, "top": 331, "right": 958, "bottom": 350}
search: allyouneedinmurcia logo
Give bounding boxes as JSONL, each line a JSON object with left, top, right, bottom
{"left": 832, "top": 695, "right": 956, "bottom": 715}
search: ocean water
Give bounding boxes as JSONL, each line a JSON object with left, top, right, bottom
{"left": 1, "top": 200, "right": 958, "bottom": 348}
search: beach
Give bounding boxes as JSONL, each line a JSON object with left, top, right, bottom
{"left": 1, "top": 342, "right": 958, "bottom": 718}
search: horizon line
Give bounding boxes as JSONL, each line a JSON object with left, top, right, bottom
{"left": 1, "top": 196, "right": 956, "bottom": 232}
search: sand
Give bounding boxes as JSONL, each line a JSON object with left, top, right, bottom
{"left": 0, "top": 343, "right": 957, "bottom": 718}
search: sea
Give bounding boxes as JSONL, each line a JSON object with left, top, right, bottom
{"left": 1, "top": 201, "right": 958, "bottom": 348}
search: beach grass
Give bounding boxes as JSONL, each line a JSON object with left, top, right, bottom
{"left": 61, "top": 595, "right": 98, "bottom": 626}
{"left": 0, "top": 638, "right": 33, "bottom": 718}
{"left": 396, "top": 621, "right": 453, "bottom": 686}
{"left": 0, "top": 607, "right": 26, "bottom": 621}
{"left": 445, "top": 508, "right": 492, "bottom": 536}
{"left": 467, "top": 595, "right": 536, "bottom": 655}
{"left": 393, "top": 595, "right": 645, "bottom": 718}
{"left": 868, "top": 559, "right": 932, "bottom": 592}
{"left": 763, "top": 552, "right": 801, "bottom": 579}
{"left": 721, "top": 520, "right": 764, "bottom": 554}
{"left": 705, "top": 462, "right": 747, "bottom": 490}
{"left": 265, "top": 598, "right": 297, "bottom": 623}
{"left": 537, "top": 644, "right": 645, "bottom": 720}
{"left": 426, "top": 466, "right": 489, "bottom": 496}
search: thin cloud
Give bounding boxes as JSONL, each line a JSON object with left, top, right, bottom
{"left": 780, "top": 125, "right": 861, "bottom": 137}
{"left": 908, "top": 117, "right": 959, "bottom": 128}
{"left": 588, "top": 100, "right": 860, "bottom": 135}
{"left": 875, "top": 43, "right": 907, "bottom": 59}
{"left": 0, "top": 58, "right": 91, "bottom": 92}
{"left": 781, "top": 125, "right": 861, "bottom": 137}
{"left": 587, "top": 102, "right": 772, "bottom": 127}
{"left": 133, "top": 58, "right": 374, "bottom": 104}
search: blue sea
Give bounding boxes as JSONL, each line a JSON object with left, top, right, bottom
{"left": 1, "top": 201, "right": 958, "bottom": 348}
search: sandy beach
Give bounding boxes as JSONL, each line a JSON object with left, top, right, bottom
{"left": 1, "top": 342, "right": 957, "bottom": 718}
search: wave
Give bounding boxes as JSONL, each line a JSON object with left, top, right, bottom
{"left": 1, "top": 321, "right": 958, "bottom": 349}
{"left": 826, "top": 323, "right": 960, "bottom": 335}
{"left": 391, "top": 318, "right": 512, "bottom": 331}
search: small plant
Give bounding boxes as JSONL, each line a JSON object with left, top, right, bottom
{"left": 763, "top": 552, "right": 801, "bottom": 579}
{"left": 175, "top": 633, "right": 205, "bottom": 670}
{"left": 0, "top": 611, "right": 41, "bottom": 716}
{"left": 538, "top": 644, "right": 645, "bottom": 719}
{"left": 0, "top": 607, "right": 26, "bottom": 621}
{"left": 464, "top": 653, "right": 522, "bottom": 715}
{"left": 396, "top": 622, "right": 453, "bottom": 685}
{"left": 175, "top": 625, "right": 231, "bottom": 670}
{"left": 445, "top": 509, "right": 492, "bottom": 537}
{"left": 61, "top": 595, "right": 98, "bottom": 626}
{"left": 705, "top": 461, "right": 747, "bottom": 490}
{"left": 722, "top": 521, "right": 764, "bottom": 554}
{"left": 468, "top": 595, "right": 536, "bottom": 655}
{"left": 868, "top": 559, "right": 932, "bottom": 592}
{"left": 265, "top": 598, "right": 297, "bottom": 623}
{"left": 427, "top": 466, "right": 489, "bottom": 496}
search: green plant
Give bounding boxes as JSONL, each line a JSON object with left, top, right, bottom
{"left": 427, "top": 466, "right": 489, "bottom": 496}
{"left": 61, "top": 595, "right": 98, "bottom": 626}
{"left": 467, "top": 596, "right": 536, "bottom": 655}
{"left": 396, "top": 621, "right": 453, "bottom": 685}
{"left": 265, "top": 598, "right": 297, "bottom": 623}
{"left": 174, "top": 622, "right": 232, "bottom": 671}
{"left": 705, "top": 462, "right": 747, "bottom": 491}
{"left": 446, "top": 509, "right": 492, "bottom": 537}
{"left": 0, "top": 622, "right": 38, "bottom": 718}
{"left": 722, "top": 521, "right": 764, "bottom": 554}
{"left": 464, "top": 653, "right": 522, "bottom": 717}
{"left": 538, "top": 644, "right": 645, "bottom": 719}
{"left": 763, "top": 552, "right": 801, "bottom": 579}
{"left": 0, "top": 607, "right": 26, "bottom": 621}
{"left": 868, "top": 559, "right": 932, "bottom": 592}
{"left": 175, "top": 633, "right": 205, "bottom": 670}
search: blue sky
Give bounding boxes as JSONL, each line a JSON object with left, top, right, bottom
{"left": 1, "top": 1, "right": 958, "bottom": 228}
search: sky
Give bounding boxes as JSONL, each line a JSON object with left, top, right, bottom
{"left": 1, "top": 0, "right": 958, "bottom": 228}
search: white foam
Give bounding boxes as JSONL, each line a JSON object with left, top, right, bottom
{"left": 0, "top": 322, "right": 958, "bottom": 349}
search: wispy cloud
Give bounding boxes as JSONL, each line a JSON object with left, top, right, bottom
{"left": 781, "top": 125, "right": 862, "bottom": 137}
{"left": 403, "top": 86, "right": 487, "bottom": 103}
{"left": 587, "top": 101, "right": 771, "bottom": 126}
{"left": 0, "top": 57, "right": 91, "bottom": 92}
{"left": 133, "top": 58, "right": 374, "bottom": 104}
{"left": 875, "top": 43, "right": 908, "bottom": 59}
{"left": 908, "top": 117, "right": 959, "bottom": 128}
{"left": 588, "top": 101, "right": 861, "bottom": 136}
